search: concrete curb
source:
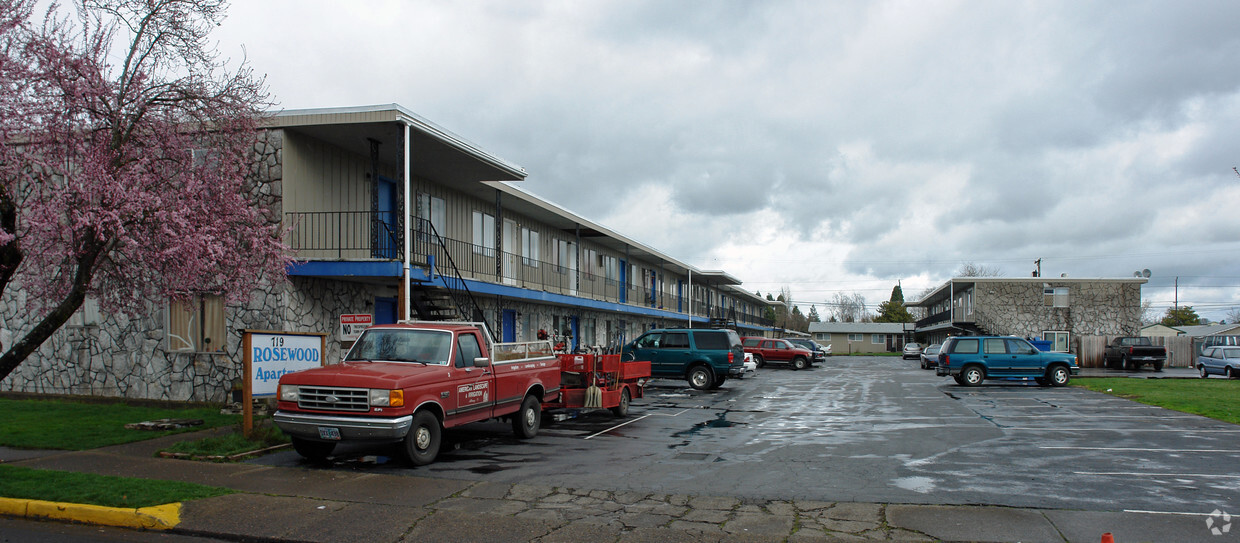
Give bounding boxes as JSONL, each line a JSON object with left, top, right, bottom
{"left": 0, "top": 497, "right": 180, "bottom": 530}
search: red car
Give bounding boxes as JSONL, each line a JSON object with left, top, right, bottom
{"left": 741, "top": 337, "right": 814, "bottom": 370}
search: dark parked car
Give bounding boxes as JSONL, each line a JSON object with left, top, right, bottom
{"left": 622, "top": 328, "right": 745, "bottom": 390}
{"left": 919, "top": 343, "right": 941, "bottom": 370}
{"left": 786, "top": 338, "right": 829, "bottom": 364}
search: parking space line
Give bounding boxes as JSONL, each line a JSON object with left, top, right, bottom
{"left": 1123, "top": 509, "right": 1215, "bottom": 517}
{"left": 1075, "top": 471, "right": 1240, "bottom": 478}
{"left": 1003, "top": 427, "right": 1240, "bottom": 432}
{"left": 584, "top": 414, "right": 652, "bottom": 440}
{"left": 1043, "top": 446, "right": 1240, "bottom": 453}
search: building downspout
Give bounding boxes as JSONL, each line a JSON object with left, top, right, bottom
{"left": 402, "top": 122, "right": 412, "bottom": 321}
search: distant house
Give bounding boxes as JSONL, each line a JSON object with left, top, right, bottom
{"left": 1140, "top": 323, "right": 1183, "bottom": 337}
{"left": 807, "top": 322, "right": 912, "bottom": 354}
{"left": 1174, "top": 324, "right": 1240, "bottom": 338}
{"left": 907, "top": 277, "right": 1146, "bottom": 352}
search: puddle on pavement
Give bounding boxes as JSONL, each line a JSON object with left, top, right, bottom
{"left": 670, "top": 411, "right": 749, "bottom": 441}
{"left": 892, "top": 476, "right": 937, "bottom": 493}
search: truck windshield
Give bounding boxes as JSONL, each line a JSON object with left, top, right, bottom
{"left": 346, "top": 329, "right": 452, "bottom": 365}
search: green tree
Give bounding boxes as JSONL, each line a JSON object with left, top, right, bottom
{"left": 1161, "top": 306, "right": 1201, "bottom": 327}
{"left": 874, "top": 285, "right": 914, "bottom": 323}
{"left": 808, "top": 305, "right": 821, "bottom": 323}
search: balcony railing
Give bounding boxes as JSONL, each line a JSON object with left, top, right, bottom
{"left": 285, "top": 212, "right": 772, "bottom": 326}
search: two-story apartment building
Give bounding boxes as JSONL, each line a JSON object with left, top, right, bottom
{"left": 0, "top": 104, "right": 772, "bottom": 401}
{"left": 907, "top": 277, "right": 1146, "bottom": 351}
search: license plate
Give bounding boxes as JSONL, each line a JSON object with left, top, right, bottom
{"left": 317, "top": 426, "right": 341, "bottom": 440}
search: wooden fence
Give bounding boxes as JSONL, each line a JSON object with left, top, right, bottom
{"left": 1076, "top": 336, "right": 1195, "bottom": 368}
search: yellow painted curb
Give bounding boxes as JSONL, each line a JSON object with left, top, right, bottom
{"left": 0, "top": 497, "right": 180, "bottom": 530}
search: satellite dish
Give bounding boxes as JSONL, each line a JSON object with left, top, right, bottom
{"left": 1142, "top": 269, "right": 1151, "bottom": 278}
{"left": 1133, "top": 271, "right": 1141, "bottom": 277}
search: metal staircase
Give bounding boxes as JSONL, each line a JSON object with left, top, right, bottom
{"left": 410, "top": 218, "right": 494, "bottom": 340}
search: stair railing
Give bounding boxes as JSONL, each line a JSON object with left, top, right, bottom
{"left": 413, "top": 218, "right": 495, "bottom": 341}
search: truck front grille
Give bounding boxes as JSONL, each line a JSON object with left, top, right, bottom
{"left": 297, "top": 386, "right": 369, "bottom": 412}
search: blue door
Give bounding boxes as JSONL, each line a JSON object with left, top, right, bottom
{"left": 374, "top": 176, "right": 399, "bottom": 259}
{"left": 502, "top": 309, "right": 517, "bottom": 342}
{"left": 375, "top": 297, "right": 397, "bottom": 324}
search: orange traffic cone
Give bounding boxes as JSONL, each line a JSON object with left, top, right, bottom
{"left": 1100, "top": 533, "right": 1114, "bottom": 543}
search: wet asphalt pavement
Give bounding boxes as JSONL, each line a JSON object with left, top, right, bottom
{"left": 250, "top": 356, "right": 1240, "bottom": 515}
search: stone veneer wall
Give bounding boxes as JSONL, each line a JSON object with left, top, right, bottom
{"left": 971, "top": 281, "right": 1142, "bottom": 344}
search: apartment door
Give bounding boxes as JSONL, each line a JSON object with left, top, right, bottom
{"left": 373, "top": 177, "right": 399, "bottom": 259}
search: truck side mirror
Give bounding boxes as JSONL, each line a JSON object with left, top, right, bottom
{"left": 474, "top": 357, "right": 491, "bottom": 368}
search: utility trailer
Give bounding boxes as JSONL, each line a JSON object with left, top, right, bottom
{"left": 543, "top": 353, "right": 650, "bottom": 419}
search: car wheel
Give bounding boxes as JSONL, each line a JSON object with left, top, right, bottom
{"left": 610, "top": 387, "right": 631, "bottom": 417}
{"left": 710, "top": 374, "right": 727, "bottom": 389}
{"left": 753, "top": 355, "right": 765, "bottom": 368}
{"left": 1034, "top": 377, "right": 1049, "bottom": 386}
{"left": 1048, "top": 365, "right": 1070, "bottom": 387}
{"left": 961, "top": 366, "right": 985, "bottom": 386}
{"left": 291, "top": 437, "right": 335, "bottom": 462}
{"left": 1228, "top": 367, "right": 1237, "bottom": 380}
{"left": 1199, "top": 365, "right": 1209, "bottom": 378}
{"left": 687, "top": 365, "right": 715, "bottom": 390}
{"left": 621, "top": 351, "right": 636, "bottom": 362}
{"left": 512, "top": 394, "right": 541, "bottom": 439}
{"left": 403, "top": 410, "right": 442, "bottom": 466}
{"left": 952, "top": 374, "right": 965, "bottom": 385}
{"left": 792, "top": 356, "right": 807, "bottom": 370}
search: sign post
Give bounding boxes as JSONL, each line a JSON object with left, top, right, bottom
{"left": 241, "top": 330, "right": 326, "bottom": 437}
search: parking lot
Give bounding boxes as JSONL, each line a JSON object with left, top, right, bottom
{"left": 256, "top": 356, "right": 1240, "bottom": 515}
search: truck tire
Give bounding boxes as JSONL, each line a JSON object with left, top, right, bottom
{"left": 512, "top": 394, "right": 541, "bottom": 439}
{"left": 403, "top": 410, "right": 442, "bottom": 466}
{"left": 1047, "top": 365, "right": 1071, "bottom": 387}
{"left": 753, "top": 354, "right": 765, "bottom": 368}
{"left": 687, "top": 365, "right": 714, "bottom": 390}
{"left": 1153, "top": 361, "right": 1164, "bottom": 372}
{"left": 610, "top": 387, "right": 631, "bottom": 417}
{"left": 291, "top": 437, "right": 335, "bottom": 462}
{"left": 710, "top": 374, "right": 727, "bottom": 389}
{"left": 960, "top": 365, "right": 985, "bottom": 386}
{"left": 791, "top": 356, "right": 808, "bottom": 370}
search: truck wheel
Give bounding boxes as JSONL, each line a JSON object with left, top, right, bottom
{"left": 1153, "top": 361, "right": 1164, "bottom": 372}
{"left": 610, "top": 387, "right": 631, "bottom": 417}
{"left": 291, "top": 437, "right": 335, "bottom": 462}
{"left": 687, "top": 365, "right": 715, "bottom": 390}
{"left": 960, "top": 366, "right": 985, "bottom": 386}
{"left": 710, "top": 375, "right": 727, "bottom": 389}
{"left": 1123, "top": 357, "right": 1134, "bottom": 371}
{"left": 952, "top": 374, "right": 965, "bottom": 385}
{"left": 621, "top": 351, "right": 636, "bottom": 362}
{"left": 792, "top": 356, "right": 808, "bottom": 370}
{"left": 512, "top": 394, "right": 541, "bottom": 439}
{"left": 753, "top": 354, "right": 765, "bottom": 368}
{"left": 1047, "top": 365, "right": 1070, "bottom": 387}
{"left": 403, "top": 410, "right": 441, "bottom": 466}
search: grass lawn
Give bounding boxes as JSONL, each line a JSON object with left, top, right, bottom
{"left": 1074, "top": 377, "right": 1240, "bottom": 425}
{"left": 0, "top": 397, "right": 240, "bottom": 450}
{"left": 0, "top": 465, "right": 232, "bottom": 508}
{"left": 161, "top": 424, "right": 288, "bottom": 459}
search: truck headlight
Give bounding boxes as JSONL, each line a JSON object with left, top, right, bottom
{"left": 369, "top": 389, "right": 404, "bottom": 407}
{"left": 279, "top": 385, "right": 299, "bottom": 402}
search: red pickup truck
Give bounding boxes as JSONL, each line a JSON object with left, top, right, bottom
{"left": 274, "top": 322, "right": 562, "bottom": 466}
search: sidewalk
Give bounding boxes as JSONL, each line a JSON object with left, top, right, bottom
{"left": 0, "top": 429, "right": 1207, "bottom": 543}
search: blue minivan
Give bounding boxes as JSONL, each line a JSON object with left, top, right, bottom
{"left": 622, "top": 328, "right": 745, "bottom": 390}
{"left": 936, "top": 335, "right": 1078, "bottom": 386}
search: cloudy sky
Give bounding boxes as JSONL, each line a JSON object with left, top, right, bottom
{"left": 213, "top": 1, "right": 1240, "bottom": 321}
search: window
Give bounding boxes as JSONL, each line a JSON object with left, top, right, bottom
{"left": 872, "top": 334, "right": 885, "bottom": 344}
{"left": 1043, "top": 331, "right": 1070, "bottom": 352}
{"left": 456, "top": 333, "right": 482, "bottom": 368}
{"left": 472, "top": 211, "right": 495, "bottom": 256}
{"left": 848, "top": 333, "right": 863, "bottom": 342}
{"left": 664, "top": 332, "right": 690, "bottom": 349}
{"left": 1044, "top": 286, "right": 1069, "bottom": 307}
{"left": 742, "top": 338, "right": 761, "bottom": 347}
{"left": 68, "top": 297, "right": 100, "bottom": 327}
{"left": 693, "top": 331, "right": 730, "bottom": 349}
{"left": 168, "top": 294, "right": 226, "bottom": 352}
{"left": 416, "top": 193, "right": 445, "bottom": 240}
{"left": 552, "top": 239, "right": 570, "bottom": 273}
{"left": 600, "top": 255, "right": 618, "bottom": 283}
{"left": 983, "top": 338, "right": 1007, "bottom": 354}
{"left": 815, "top": 333, "right": 832, "bottom": 341}
{"left": 950, "top": 338, "right": 979, "bottom": 354}
{"left": 583, "top": 249, "right": 596, "bottom": 275}
{"left": 521, "top": 227, "right": 539, "bottom": 267}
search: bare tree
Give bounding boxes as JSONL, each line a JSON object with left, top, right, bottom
{"left": 956, "top": 262, "right": 1003, "bottom": 277}
{"left": 831, "top": 292, "right": 868, "bottom": 323}
{"left": 1225, "top": 307, "right": 1240, "bottom": 326}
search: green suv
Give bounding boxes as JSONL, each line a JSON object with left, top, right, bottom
{"left": 936, "top": 335, "right": 1078, "bottom": 387}
{"left": 622, "top": 328, "right": 745, "bottom": 390}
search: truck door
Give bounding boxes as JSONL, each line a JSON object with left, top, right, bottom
{"left": 450, "top": 332, "right": 494, "bottom": 425}
{"left": 982, "top": 338, "right": 1013, "bottom": 376}
{"left": 1005, "top": 338, "right": 1042, "bottom": 376}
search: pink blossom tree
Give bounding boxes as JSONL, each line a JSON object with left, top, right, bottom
{"left": 0, "top": 0, "right": 289, "bottom": 381}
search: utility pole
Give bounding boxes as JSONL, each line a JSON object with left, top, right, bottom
{"left": 1034, "top": 258, "right": 1042, "bottom": 277}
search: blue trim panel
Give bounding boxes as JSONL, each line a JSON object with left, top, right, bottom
{"left": 288, "top": 260, "right": 404, "bottom": 277}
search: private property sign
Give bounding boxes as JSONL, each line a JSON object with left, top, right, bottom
{"left": 339, "top": 313, "right": 373, "bottom": 342}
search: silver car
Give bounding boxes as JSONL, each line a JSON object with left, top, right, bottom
{"left": 902, "top": 342, "right": 922, "bottom": 360}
